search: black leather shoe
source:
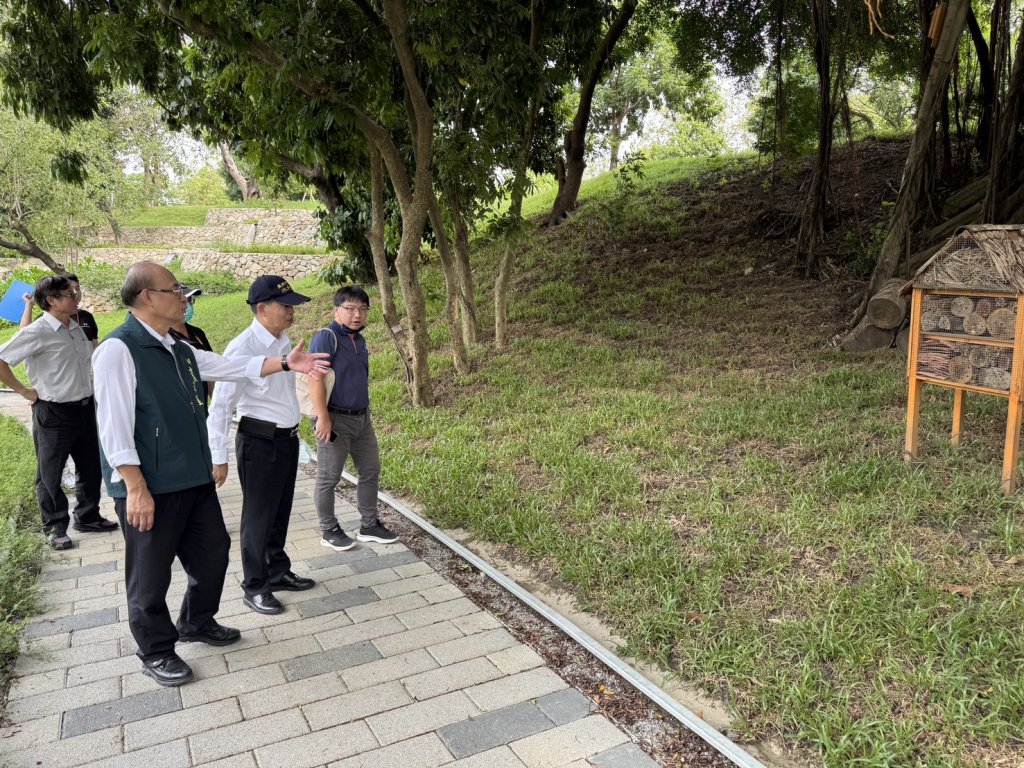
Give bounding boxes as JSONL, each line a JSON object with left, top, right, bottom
{"left": 178, "top": 621, "right": 241, "bottom": 646}
{"left": 243, "top": 592, "right": 284, "bottom": 615}
{"left": 270, "top": 571, "right": 316, "bottom": 591}
{"left": 141, "top": 654, "right": 194, "bottom": 687}
{"left": 72, "top": 517, "right": 119, "bottom": 533}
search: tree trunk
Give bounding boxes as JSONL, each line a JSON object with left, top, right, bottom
{"left": 219, "top": 141, "right": 259, "bottom": 201}
{"left": 445, "top": 187, "right": 478, "bottom": 345}
{"left": 984, "top": 15, "right": 1024, "bottom": 221}
{"left": 427, "top": 196, "right": 470, "bottom": 375}
{"left": 858, "top": 0, "right": 969, "bottom": 322}
{"left": 381, "top": 0, "right": 436, "bottom": 406}
{"left": 546, "top": 0, "right": 638, "bottom": 225}
{"left": 796, "top": 0, "right": 833, "bottom": 277}
{"left": 609, "top": 116, "right": 623, "bottom": 171}
{"left": 495, "top": 0, "right": 543, "bottom": 350}
{"left": 367, "top": 146, "right": 412, "bottom": 387}
{"left": 494, "top": 242, "right": 516, "bottom": 350}
{"left": 966, "top": 6, "right": 994, "bottom": 158}
{"left": 0, "top": 220, "right": 67, "bottom": 273}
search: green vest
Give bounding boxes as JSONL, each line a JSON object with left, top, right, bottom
{"left": 100, "top": 313, "right": 213, "bottom": 498}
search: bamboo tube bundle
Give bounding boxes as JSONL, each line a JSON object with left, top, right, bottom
{"left": 988, "top": 308, "right": 1017, "bottom": 339}
{"left": 950, "top": 296, "right": 975, "bottom": 317}
{"left": 918, "top": 339, "right": 956, "bottom": 378}
{"left": 948, "top": 355, "right": 974, "bottom": 383}
{"left": 968, "top": 346, "right": 994, "bottom": 367}
{"left": 982, "top": 367, "right": 1012, "bottom": 391}
{"left": 975, "top": 298, "right": 995, "bottom": 317}
{"left": 963, "top": 313, "right": 988, "bottom": 335}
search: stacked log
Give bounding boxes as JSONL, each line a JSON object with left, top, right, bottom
{"left": 845, "top": 278, "right": 907, "bottom": 352}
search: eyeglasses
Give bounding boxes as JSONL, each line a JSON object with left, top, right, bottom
{"left": 148, "top": 284, "right": 187, "bottom": 297}
{"left": 338, "top": 304, "right": 370, "bottom": 314}
{"left": 55, "top": 290, "right": 79, "bottom": 299}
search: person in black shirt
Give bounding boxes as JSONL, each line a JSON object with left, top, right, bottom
{"left": 168, "top": 285, "right": 214, "bottom": 411}
{"left": 21, "top": 274, "right": 98, "bottom": 348}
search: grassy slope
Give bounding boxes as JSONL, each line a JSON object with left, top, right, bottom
{"left": 297, "top": 148, "right": 1024, "bottom": 768}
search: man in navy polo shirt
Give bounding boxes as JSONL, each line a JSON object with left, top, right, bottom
{"left": 306, "top": 285, "right": 397, "bottom": 551}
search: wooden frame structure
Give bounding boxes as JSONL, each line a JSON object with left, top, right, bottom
{"left": 903, "top": 226, "right": 1024, "bottom": 493}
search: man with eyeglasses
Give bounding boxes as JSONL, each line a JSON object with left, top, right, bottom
{"left": 20, "top": 273, "right": 98, "bottom": 348}
{"left": 306, "top": 285, "right": 397, "bottom": 552}
{"left": 92, "top": 262, "right": 330, "bottom": 687}
{"left": 206, "top": 275, "right": 320, "bottom": 616}
{"left": 0, "top": 274, "right": 117, "bottom": 550}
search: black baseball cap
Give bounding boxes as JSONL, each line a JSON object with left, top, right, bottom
{"left": 247, "top": 275, "right": 310, "bottom": 306}
{"left": 181, "top": 284, "right": 202, "bottom": 298}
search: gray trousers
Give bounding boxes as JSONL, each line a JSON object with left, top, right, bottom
{"left": 314, "top": 411, "right": 381, "bottom": 532}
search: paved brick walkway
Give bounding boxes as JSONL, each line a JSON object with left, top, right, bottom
{"left": 0, "top": 392, "right": 660, "bottom": 768}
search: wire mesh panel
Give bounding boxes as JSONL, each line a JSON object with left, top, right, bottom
{"left": 917, "top": 337, "right": 1014, "bottom": 391}
{"left": 920, "top": 294, "right": 1017, "bottom": 340}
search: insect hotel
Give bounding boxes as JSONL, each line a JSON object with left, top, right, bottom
{"left": 904, "top": 225, "right": 1024, "bottom": 492}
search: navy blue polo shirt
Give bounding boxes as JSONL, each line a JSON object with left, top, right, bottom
{"left": 308, "top": 321, "right": 370, "bottom": 410}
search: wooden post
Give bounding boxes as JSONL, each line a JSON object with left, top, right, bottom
{"left": 1000, "top": 298, "right": 1024, "bottom": 493}
{"left": 951, "top": 389, "right": 965, "bottom": 446}
{"left": 905, "top": 289, "right": 924, "bottom": 459}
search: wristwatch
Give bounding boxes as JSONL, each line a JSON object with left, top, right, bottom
{"left": 280, "top": 354, "right": 290, "bottom": 372}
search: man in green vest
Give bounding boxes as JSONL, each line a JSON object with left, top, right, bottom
{"left": 93, "top": 261, "right": 330, "bottom": 687}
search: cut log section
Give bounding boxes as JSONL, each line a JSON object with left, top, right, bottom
{"left": 963, "top": 313, "right": 988, "bottom": 335}
{"left": 975, "top": 298, "right": 995, "bottom": 317}
{"left": 950, "top": 296, "right": 975, "bottom": 317}
{"left": 988, "top": 308, "right": 1017, "bottom": 339}
{"left": 981, "top": 367, "right": 1012, "bottom": 390}
{"left": 921, "top": 310, "right": 941, "bottom": 331}
{"left": 841, "top": 316, "right": 896, "bottom": 352}
{"left": 968, "top": 346, "right": 993, "bottom": 367}
{"left": 866, "top": 278, "right": 909, "bottom": 329}
{"left": 948, "top": 356, "right": 974, "bottom": 383}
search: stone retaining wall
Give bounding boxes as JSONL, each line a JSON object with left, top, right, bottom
{"left": 80, "top": 247, "right": 328, "bottom": 281}
{"left": 86, "top": 208, "right": 322, "bottom": 249}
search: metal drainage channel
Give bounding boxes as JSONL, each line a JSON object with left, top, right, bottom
{"left": 342, "top": 470, "right": 766, "bottom": 768}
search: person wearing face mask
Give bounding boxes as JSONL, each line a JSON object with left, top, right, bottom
{"left": 168, "top": 286, "right": 214, "bottom": 411}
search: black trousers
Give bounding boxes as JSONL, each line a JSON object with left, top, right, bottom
{"left": 31, "top": 398, "right": 102, "bottom": 535}
{"left": 113, "top": 482, "right": 230, "bottom": 662}
{"left": 235, "top": 431, "right": 298, "bottom": 596}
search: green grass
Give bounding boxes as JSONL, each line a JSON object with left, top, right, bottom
{"left": 290, "top": 153, "right": 1024, "bottom": 767}
{"left": 0, "top": 415, "right": 43, "bottom": 686}
{"left": 123, "top": 200, "right": 321, "bottom": 227}
{"left": 123, "top": 205, "right": 210, "bottom": 227}
{"left": 207, "top": 241, "right": 330, "bottom": 256}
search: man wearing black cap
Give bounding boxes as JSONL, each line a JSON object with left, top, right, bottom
{"left": 207, "top": 275, "right": 317, "bottom": 615}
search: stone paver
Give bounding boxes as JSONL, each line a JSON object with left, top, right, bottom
{"left": 0, "top": 393, "right": 681, "bottom": 768}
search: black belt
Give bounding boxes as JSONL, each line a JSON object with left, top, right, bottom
{"left": 329, "top": 407, "right": 367, "bottom": 416}
{"left": 237, "top": 415, "right": 298, "bottom": 439}
{"left": 42, "top": 396, "right": 93, "bottom": 407}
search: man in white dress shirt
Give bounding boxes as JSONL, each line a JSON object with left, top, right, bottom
{"left": 93, "top": 262, "right": 329, "bottom": 687}
{"left": 207, "top": 275, "right": 317, "bottom": 616}
{"left": 0, "top": 274, "right": 118, "bottom": 550}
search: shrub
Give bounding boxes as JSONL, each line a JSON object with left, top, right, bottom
{"left": 0, "top": 415, "right": 42, "bottom": 665}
